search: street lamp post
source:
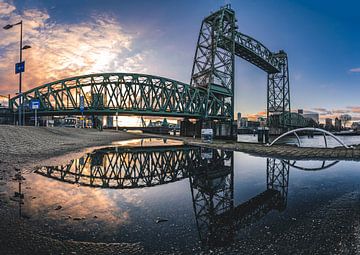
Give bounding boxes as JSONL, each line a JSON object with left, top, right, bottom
{"left": 3, "top": 21, "right": 31, "bottom": 126}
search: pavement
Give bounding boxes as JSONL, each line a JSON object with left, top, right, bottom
{"left": 0, "top": 125, "right": 359, "bottom": 254}
{"left": 143, "top": 134, "right": 360, "bottom": 161}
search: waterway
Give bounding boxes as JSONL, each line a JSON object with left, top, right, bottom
{"left": 238, "top": 134, "right": 360, "bottom": 147}
{"left": 5, "top": 138, "right": 360, "bottom": 253}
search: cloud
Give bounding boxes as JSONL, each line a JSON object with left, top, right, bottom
{"left": 346, "top": 106, "right": 360, "bottom": 113}
{"left": 0, "top": 2, "right": 148, "bottom": 95}
{"left": 240, "top": 107, "right": 360, "bottom": 125}
{"left": 0, "top": 1, "right": 16, "bottom": 17}
{"left": 349, "top": 67, "right": 360, "bottom": 73}
{"left": 244, "top": 111, "right": 266, "bottom": 120}
{"left": 306, "top": 106, "right": 360, "bottom": 124}
{"left": 311, "top": 107, "right": 328, "bottom": 113}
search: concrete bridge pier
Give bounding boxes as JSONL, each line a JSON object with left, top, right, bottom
{"left": 214, "top": 122, "right": 235, "bottom": 139}
{"left": 180, "top": 119, "right": 202, "bottom": 137}
{"left": 180, "top": 119, "right": 236, "bottom": 139}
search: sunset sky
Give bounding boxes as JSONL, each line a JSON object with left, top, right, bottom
{"left": 0, "top": 0, "right": 359, "bottom": 122}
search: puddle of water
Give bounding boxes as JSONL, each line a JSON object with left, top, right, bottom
{"left": 5, "top": 138, "right": 360, "bottom": 252}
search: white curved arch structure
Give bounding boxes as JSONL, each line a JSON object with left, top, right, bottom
{"left": 282, "top": 160, "right": 339, "bottom": 171}
{"left": 267, "top": 127, "right": 351, "bottom": 149}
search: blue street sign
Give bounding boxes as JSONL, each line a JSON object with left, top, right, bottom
{"left": 15, "top": 61, "right": 25, "bottom": 74}
{"left": 30, "top": 99, "right": 40, "bottom": 110}
{"left": 80, "top": 96, "right": 84, "bottom": 112}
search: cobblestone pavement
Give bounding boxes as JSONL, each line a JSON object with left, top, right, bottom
{"left": 0, "top": 126, "right": 359, "bottom": 254}
{"left": 0, "top": 126, "right": 151, "bottom": 254}
{"left": 143, "top": 134, "right": 360, "bottom": 161}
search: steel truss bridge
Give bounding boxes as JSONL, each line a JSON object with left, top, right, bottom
{"left": 6, "top": 5, "right": 304, "bottom": 128}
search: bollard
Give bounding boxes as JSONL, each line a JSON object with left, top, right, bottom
{"left": 258, "top": 128, "right": 264, "bottom": 143}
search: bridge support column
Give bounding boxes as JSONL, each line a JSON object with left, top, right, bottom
{"left": 213, "top": 121, "right": 236, "bottom": 140}
{"left": 180, "top": 120, "right": 236, "bottom": 139}
{"left": 180, "top": 119, "right": 202, "bottom": 137}
{"left": 267, "top": 50, "right": 291, "bottom": 130}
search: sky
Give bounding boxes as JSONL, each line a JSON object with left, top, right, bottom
{"left": 0, "top": 0, "right": 359, "bottom": 122}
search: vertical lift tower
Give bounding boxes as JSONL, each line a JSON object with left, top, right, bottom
{"left": 190, "top": 5, "right": 290, "bottom": 136}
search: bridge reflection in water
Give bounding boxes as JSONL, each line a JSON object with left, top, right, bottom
{"left": 36, "top": 144, "right": 199, "bottom": 189}
{"left": 35, "top": 143, "right": 336, "bottom": 249}
{"left": 190, "top": 150, "right": 289, "bottom": 249}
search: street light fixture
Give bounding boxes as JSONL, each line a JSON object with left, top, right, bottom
{"left": 3, "top": 20, "right": 31, "bottom": 126}
{"left": 3, "top": 24, "right": 13, "bottom": 30}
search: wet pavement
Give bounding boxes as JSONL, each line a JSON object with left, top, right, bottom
{"left": 1, "top": 138, "right": 359, "bottom": 254}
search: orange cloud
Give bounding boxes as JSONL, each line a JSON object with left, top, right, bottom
{"left": 244, "top": 111, "right": 266, "bottom": 120}
{"left": 0, "top": 2, "right": 148, "bottom": 95}
{"left": 0, "top": 2, "right": 16, "bottom": 17}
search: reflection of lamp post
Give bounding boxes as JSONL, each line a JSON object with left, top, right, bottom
{"left": 3, "top": 21, "right": 31, "bottom": 125}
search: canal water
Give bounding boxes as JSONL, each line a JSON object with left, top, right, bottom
{"left": 238, "top": 134, "right": 360, "bottom": 147}
{"left": 6, "top": 139, "right": 360, "bottom": 253}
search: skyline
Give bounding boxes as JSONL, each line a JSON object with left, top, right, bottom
{"left": 0, "top": 0, "right": 359, "bottom": 122}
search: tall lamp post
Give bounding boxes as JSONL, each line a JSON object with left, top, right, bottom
{"left": 3, "top": 21, "right": 31, "bottom": 126}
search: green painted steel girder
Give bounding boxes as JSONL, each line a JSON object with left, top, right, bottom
{"left": 8, "top": 73, "right": 230, "bottom": 119}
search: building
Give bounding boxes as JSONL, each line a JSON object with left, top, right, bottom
{"left": 296, "top": 109, "right": 319, "bottom": 124}
{"left": 0, "top": 95, "right": 9, "bottom": 108}
{"left": 257, "top": 117, "right": 267, "bottom": 127}
{"left": 351, "top": 122, "right": 360, "bottom": 131}
{"left": 325, "top": 118, "right": 333, "bottom": 130}
{"left": 239, "top": 117, "right": 248, "bottom": 128}
{"left": 247, "top": 120, "right": 260, "bottom": 128}
{"left": 334, "top": 117, "right": 342, "bottom": 131}
{"left": 237, "top": 112, "right": 242, "bottom": 129}
{"left": 302, "top": 112, "right": 319, "bottom": 124}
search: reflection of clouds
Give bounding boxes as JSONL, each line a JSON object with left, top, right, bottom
{"left": 21, "top": 173, "right": 138, "bottom": 229}
{"left": 112, "top": 138, "right": 183, "bottom": 147}
{"left": 0, "top": 1, "right": 148, "bottom": 94}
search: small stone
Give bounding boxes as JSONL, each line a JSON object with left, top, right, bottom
{"left": 14, "top": 192, "right": 24, "bottom": 199}
{"left": 21, "top": 213, "right": 31, "bottom": 219}
{"left": 54, "top": 205, "right": 62, "bottom": 210}
{"left": 14, "top": 173, "right": 25, "bottom": 180}
{"left": 155, "top": 217, "right": 168, "bottom": 223}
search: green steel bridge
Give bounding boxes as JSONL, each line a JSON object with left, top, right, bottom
{"left": 6, "top": 5, "right": 308, "bottom": 128}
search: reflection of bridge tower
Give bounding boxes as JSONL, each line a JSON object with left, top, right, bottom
{"left": 190, "top": 156, "right": 289, "bottom": 249}
{"left": 189, "top": 149, "right": 234, "bottom": 247}
{"left": 266, "top": 158, "right": 289, "bottom": 210}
